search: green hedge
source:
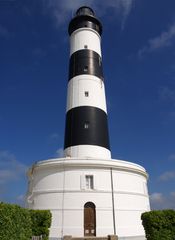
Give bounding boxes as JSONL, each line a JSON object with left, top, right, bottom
{"left": 0, "top": 202, "right": 52, "bottom": 240}
{"left": 141, "top": 209, "right": 175, "bottom": 240}
{"left": 30, "top": 209, "right": 52, "bottom": 240}
{"left": 0, "top": 202, "right": 32, "bottom": 240}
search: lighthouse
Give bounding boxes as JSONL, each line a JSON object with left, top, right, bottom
{"left": 64, "top": 6, "right": 110, "bottom": 159}
{"left": 26, "top": 6, "right": 150, "bottom": 240}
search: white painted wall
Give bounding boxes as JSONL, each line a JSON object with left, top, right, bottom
{"left": 70, "top": 28, "right": 101, "bottom": 56}
{"left": 66, "top": 75, "right": 107, "bottom": 112}
{"left": 64, "top": 145, "right": 111, "bottom": 159}
{"left": 26, "top": 158, "right": 150, "bottom": 239}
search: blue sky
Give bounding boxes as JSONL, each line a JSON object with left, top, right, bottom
{"left": 0, "top": 0, "right": 175, "bottom": 209}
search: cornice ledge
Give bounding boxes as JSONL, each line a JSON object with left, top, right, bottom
{"left": 34, "top": 158, "right": 148, "bottom": 178}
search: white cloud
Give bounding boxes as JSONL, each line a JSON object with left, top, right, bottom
{"left": 55, "top": 148, "right": 64, "bottom": 158}
{"left": 43, "top": 0, "right": 135, "bottom": 29}
{"left": 150, "top": 192, "right": 175, "bottom": 209}
{"left": 150, "top": 192, "right": 164, "bottom": 204}
{"left": 158, "top": 171, "right": 175, "bottom": 182}
{"left": 0, "top": 151, "right": 27, "bottom": 184}
{"left": 49, "top": 133, "right": 59, "bottom": 140}
{"left": 16, "top": 194, "right": 25, "bottom": 207}
{"left": 117, "top": 0, "right": 134, "bottom": 30}
{"left": 170, "top": 191, "right": 175, "bottom": 198}
{"left": 159, "top": 86, "right": 175, "bottom": 104}
{"left": 17, "top": 194, "right": 25, "bottom": 201}
{"left": 138, "top": 23, "right": 175, "bottom": 57}
{"left": 0, "top": 170, "right": 17, "bottom": 184}
{"left": 169, "top": 154, "right": 175, "bottom": 161}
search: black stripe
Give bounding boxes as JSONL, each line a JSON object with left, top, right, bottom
{"left": 69, "top": 49, "right": 103, "bottom": 80}
{"left": 64, "top": 106, "right": 110, "bottom": 150}
{"left": 68, "top": 15, "right": 102, "bottom": 36}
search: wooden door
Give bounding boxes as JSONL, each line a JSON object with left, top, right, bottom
{"left": 84, "top": 202, "right": 96, "bottom": 236}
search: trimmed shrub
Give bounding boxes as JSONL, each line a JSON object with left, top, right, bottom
{"left": 0, "top": 202, "right": 52, "bottom": 240}
{"left": 0, "top": 202, "right": 32, "bottom": 240}
{"left": 29, "top": 209, "right": 52, "bottom": 240}
{"left": 141, "top": 209, "right": 175, "bottom": 240}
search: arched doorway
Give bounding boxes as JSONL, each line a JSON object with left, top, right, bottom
{"left": 84, "top": 202, "right": 96, "bottom": 236}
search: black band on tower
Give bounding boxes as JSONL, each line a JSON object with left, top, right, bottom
{"left": 64, "top": 106, "right": 110, "bottom": 150}
{"left": 68, "top": 15, "right": 102, "bottom": 36}
{"left": 69, "top": 49, "right": 103, "bottom": 80}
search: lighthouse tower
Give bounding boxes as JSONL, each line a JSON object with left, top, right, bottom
{"left": 64, "top": 6, "right": 110, "bottom": 160}
{"left": 26, "top": 6, "right": 150, "bottom": 240}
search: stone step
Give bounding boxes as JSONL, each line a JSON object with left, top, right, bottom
{"left": 64, "top": 235, "right": 118, "bottom": 240}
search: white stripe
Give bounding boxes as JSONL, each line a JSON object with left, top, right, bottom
{"left": 66, "top": 75, "right": 107, "bottom": 113}
{"left": 64, "top": 145, "right": 111, "bottom": 159}
{"left": 70, "top": 28, "right": 101, "bottom": 56}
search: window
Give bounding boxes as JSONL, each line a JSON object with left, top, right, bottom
{"left": 96, "top": 25, "right": 99, "bottom": 31}
{"left": 84, "top": 45, "right": 88, "bottom": 49}
{"left": 85, "top": 175, "right": 94, "bottom": 189}
{"left": 85, "top": 91, "right": 89, "bottom": 97}
{"left": 84, "top": 66, "right": 88, "bottom": 72}
{"left": 84, "top": 122, "right": 89, "bottom": 129}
